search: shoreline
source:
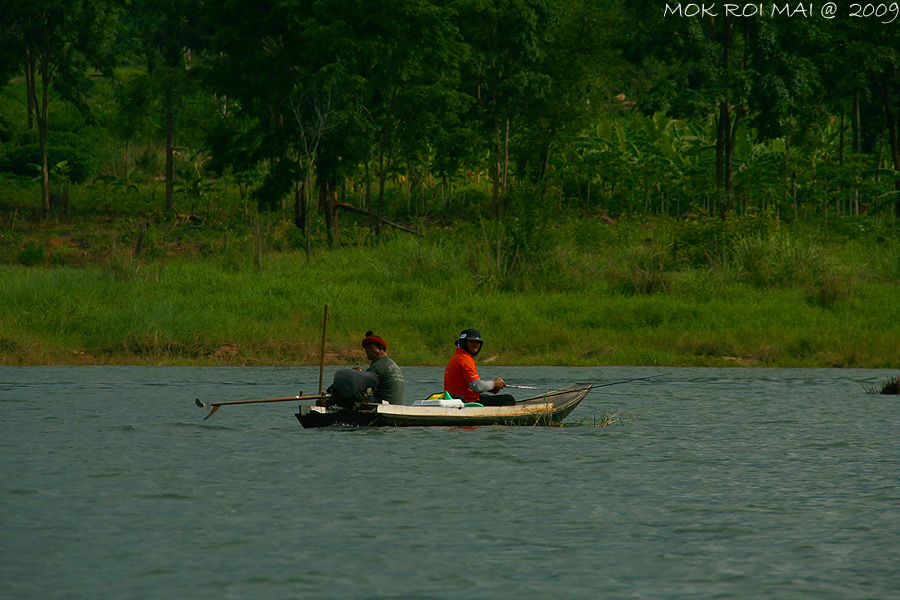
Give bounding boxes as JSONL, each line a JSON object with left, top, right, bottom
{"left": 2, "top": 356, "right": 898, "bottom": 371}
{"left": 1, "top": 344, "right": 897, "bottom": 369}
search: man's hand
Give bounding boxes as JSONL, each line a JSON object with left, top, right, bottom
{"left": 490, "top": 377, "right": 507, "bottom": 393}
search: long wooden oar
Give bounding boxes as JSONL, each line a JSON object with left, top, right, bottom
{"left": 197, "top": 305, "right": 333, "bottom": 421}
{"left": 196, "top": 394, "right": 324, "bottom": 420}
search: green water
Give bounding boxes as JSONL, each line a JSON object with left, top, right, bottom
{"left": 1, "top": 366, "right": 897, "bottom": 599}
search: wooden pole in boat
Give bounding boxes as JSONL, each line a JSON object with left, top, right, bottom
{"left": 318, "top": 304, "right": 329, "bottom": 397}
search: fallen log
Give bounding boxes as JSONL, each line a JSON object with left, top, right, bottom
{"left": 336, "top": 202, "right": 421, "bottom": 237}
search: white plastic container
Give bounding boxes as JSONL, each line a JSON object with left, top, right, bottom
{"left": 411, "top": 398, "right": 465, "bottom": 408}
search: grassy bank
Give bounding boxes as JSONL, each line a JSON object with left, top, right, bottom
{"left": 1, "top": 212, "right": 898, "bottom": 367}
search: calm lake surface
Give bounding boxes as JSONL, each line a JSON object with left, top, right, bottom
{"left": 1, "top": 366, "right": 898, "bottom": 599}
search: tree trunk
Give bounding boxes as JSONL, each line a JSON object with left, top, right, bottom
{"left": 364, "top": 160, "right": 378, "bottom": 236}
{"left": 895, "top": 92, "right": 900, "bottom": 218}
{"left": 785, "top": 115, "right": 797, "bottom": 217}
{"left": 855, "top": 89, "right": 862, "bottom": 154}
{"left": 164, "top": 84, "right": 175, "bottom": 214}
{"left": 713, "top": 16, "right": 735, "bottom": 219}
{"left": 715, "top": 101, "right": 735, "bottom": 218}
{"left": 25, "top": 56, "right": 36, "bottom": 130}
{"left": 293, "top": 177, "right": 306, "bottom": 230}
{"left": 363, "top": 160, "right": 371, "bottom": 211}
{"left": 304, "top": 170, "right": 313, "bottom": 262}
{"left": 490, "top": 119, "right": 503, "bottom": 219}
{"left": 893, "top": 138, "right": 900, "bottom": 218}
{"left": 725, "top": 110, "right": 739, "bottom": 213}
{"left": 502, "top": 117, "right": 510, "bottom": 208}
{"left": 871, "top": 69, "right": 900, "bottom": 218}
{"left": 319, "top": 178, "right": 339, "bottom": 246}
{"left": 39, "top": 56, "right": 51, "bottom": 218}
{"left": 376, "top": 147, "right": 390, "bottom": 238}
{"left": 896, "top": 177, "right": 900, "bottom": 219}
{"left": 839, "top": 110, "right": 845, "bottom": 166}
{"left": 715, "top": 102, "right": 725, "bottom": 192}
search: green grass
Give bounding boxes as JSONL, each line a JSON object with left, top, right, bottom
{"left": 1, "top": 215, "right": 898, "bottom": 367}
{"left": 2, "top": 174, "right": 898, "bottom": 367}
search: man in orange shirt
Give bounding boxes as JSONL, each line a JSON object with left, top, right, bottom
{"left": 443, "top": 329, "right": 515, "bottom": 406}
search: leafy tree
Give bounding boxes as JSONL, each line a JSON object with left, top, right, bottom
{"left": 827, "top": 18, "right": 900, "bottom": 217}
{"left": 333, "top": 0, "right": 465, "bottom": 229}
{"left": 204, "top": 0, "right": 351, "bottom": 243}
{"left": 0, "top": 0, "right": 119, "bottom": 217}
{"left": 455, "top": 0, "right": 556, "bottom": 218}
{"left": 204, "top": 0, "right": 467, "bottom": 244}
{"left": 120, "top": 0, "right": 208, "bottom": 214}
{"left": 621, "top": 2, "right": 820, "bottom": 217}
{"left": 510, "top": 0, "right": 623, "bottom": 195}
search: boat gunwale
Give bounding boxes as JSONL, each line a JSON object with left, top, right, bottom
{"left": 375, "top": 401, "right": 554, "bottom": 418}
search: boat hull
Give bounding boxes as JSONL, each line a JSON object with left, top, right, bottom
{"left": 296, "top": 383, "right": 592, "bottom": 428}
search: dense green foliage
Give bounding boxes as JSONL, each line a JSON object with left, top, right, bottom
{"left": 1, "top": 0, "right": 899, "bottom": 226}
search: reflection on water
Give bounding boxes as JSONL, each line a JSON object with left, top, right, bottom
{"left": 1, "top": 366, "right": 898, "bottom": 599}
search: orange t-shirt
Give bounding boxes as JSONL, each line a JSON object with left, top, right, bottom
{"left": 443, "top": 347, "right": 481, "bottom": 403}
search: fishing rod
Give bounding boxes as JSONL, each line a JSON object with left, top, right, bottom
{"left": 593, "top": 372, "right": 670, "bottom": 389}
{"left": 510, "top": 373, "right": 669, "bottom": 393}
{"left": 514, "top": 384, "right": 593, "bottom": 404}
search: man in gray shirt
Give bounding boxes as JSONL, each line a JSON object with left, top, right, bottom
{"left": 360, "top": 331, "right": 405, "bottom": 404}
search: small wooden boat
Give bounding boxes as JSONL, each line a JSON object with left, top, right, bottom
{"left": 295, "top": 383, "right": 593, "bottom": 428}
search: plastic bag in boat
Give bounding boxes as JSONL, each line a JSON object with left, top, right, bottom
{"left": 327, "top": 369, "right": 378, "bottom": 406}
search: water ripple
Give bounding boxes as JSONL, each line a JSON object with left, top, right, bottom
{"left": 1, "top": 366, "right": 898, "bottom": 600}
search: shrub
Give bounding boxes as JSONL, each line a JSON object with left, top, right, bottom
{"left": 727, "top": 231, "right": 821, "bottom": 287}
{"left": 0, "top": 144, "right": 98, "bottom": 183}
{"left": 17, "top": 240, "right": 47, "bottom": 266}
{"left": 672, "top": 210, "right": 778, "bottom": 267}
{"left": 607, "top": 243, "right": 672, "bottom": 295}
{"left": 675, "top": 334, "right": 738, "bottom": 358}
{"left": 804, "top": 268, "right": 854, "bottom": 308}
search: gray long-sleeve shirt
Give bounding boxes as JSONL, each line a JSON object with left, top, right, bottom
{"left": 366, "top": 356, "right": 405, "bottom": 404}
{"left": 468, "top": 378, "right": 496, "bottom": 393}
